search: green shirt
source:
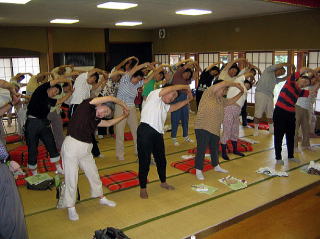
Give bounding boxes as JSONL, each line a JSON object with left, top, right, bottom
{"left": 142, "top": 79, "right": 156, "bottom": 97}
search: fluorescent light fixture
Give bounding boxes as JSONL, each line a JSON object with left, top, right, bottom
{"left": 0, "top": 0, "right": 31, "bottom": 4}
{"left": 97, "top": 2, "right": 137, "bottom": 10}
{"left": 50, "top": 19, "right": 79, "bottom": 24}
{"left": 115, "top": 21, "right": 142, "bottom": 26}
{"left": 176, "top": 9, "right": 212, "bottom": 16}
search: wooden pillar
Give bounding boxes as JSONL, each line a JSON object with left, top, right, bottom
{"left": 46, "top": 27, "right": 54, "bottom": 71}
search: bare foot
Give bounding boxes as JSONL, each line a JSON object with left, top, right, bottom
{"left": 140, "top": 188, "right": 148, "bottom": 199}
{"left": 160, "top": 182, "right": 175, "bottom": 190}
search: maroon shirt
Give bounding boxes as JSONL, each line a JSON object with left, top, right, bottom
{"left": 67, "top": 99, "right": 101, "bottom": 143}
{"left": 172, "top": 68, "right": 191, "bottom": 85}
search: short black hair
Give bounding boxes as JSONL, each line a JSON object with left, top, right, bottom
{"left": 52, "top": 84, "right": 62, "bottom": 94}
{"left": 229, "top": 64, "right": 240, "bottom": 76}
{"left": 92, "top": 72, "right": 100, "bottom": 83}
{"left": 244, "top": 79, "right": 253, "bottom": 89}
{"left": 249, "top": 68, "right": 257, "bottom": 75}
{"left": 210, "top": 66, "right": 220, "bottom": 74}
{"left": 132, "top": 70, "right": 144, "bottom": 78}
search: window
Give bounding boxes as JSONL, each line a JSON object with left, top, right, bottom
{"left": 0, "top": 58, "right": 12, "bottom": 82}
{"left": 308, "top": 51, "right": 320, "bottom": 112}
{"left": 273, "top": 51, "right": 288, "bottom": 104}
{"left": 245, "top": 52, "right": 273, "bottom": 103}
{"left": 0, "top": 57, "right": 40, "bottom": 93}
{"left": 154, "top": 54, "right": 170, "bottom": 64}
{"left": 219, "top": 52, "right": 232, "bottom": 64}
{"left": 198, "top": 53, "right": 219, "bottom": 72}
{"left": 169, "top": 54, "right": 185, "bottom": 65}
{"left": 308, "top": 51, "right": 320, "bottom": 69}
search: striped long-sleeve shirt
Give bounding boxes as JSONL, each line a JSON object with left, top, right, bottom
{"left": 275, "top": 74, "right": 309, "bottom": 112}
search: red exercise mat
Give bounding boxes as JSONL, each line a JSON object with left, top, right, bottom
{"left": 100, "top": 170, "right": 141, "bottom": 191}
{"left": 171, "top": 158, "right": 213, "bottom": 174}
{"left": 188, "top": 139, "right": 253, "bottom": 154}
{"left": 15, "top": 174, "right": 27, "bottom": 186}
{"left": 6, "top": 134, "right": 22, "bottom": 144}
{"left": 112, "top": 132, "right": 133, "bottom": 141}
{"left": 248, "top": 122, "right": 269, "bottom": 131}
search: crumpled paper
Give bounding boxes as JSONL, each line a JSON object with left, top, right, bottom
{"left": 256, "top": 167, "right": 288, "bottom": 177}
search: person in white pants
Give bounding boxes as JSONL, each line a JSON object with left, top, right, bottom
{"left": 61, "top": 96, "right": 129, "bottom": 221}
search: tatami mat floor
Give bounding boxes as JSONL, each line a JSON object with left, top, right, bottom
{"left": 10, "top": 112, "right": 320, "bottom": 239}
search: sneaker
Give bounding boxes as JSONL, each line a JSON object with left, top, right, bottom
{"left": 288, "top": 157, "right": 301, "bottom": 163}
{"left": 98, "top": 135, "right": 104, "bottom": 139}
{"left": 172, "top": 138, "right": 180, "bottom": 146}
{"left": 68, "top": 207, "right": 79, "bottom": 221}
{"left": 196, "top": 169, "right": 204, "bottom": 180}
{"left": 100, "top": 197, "right": 116, "bottom": 207}
{"left": 276, "top": 160, "right": 284, "bottom": 165}
{"left": 184, "top": 136, "right": 194, "bottom": 143}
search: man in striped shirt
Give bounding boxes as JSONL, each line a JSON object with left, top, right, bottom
{"left": 273, "top": 67, "right": 318, "bottom": 165}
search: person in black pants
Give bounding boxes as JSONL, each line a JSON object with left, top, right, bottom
{"left": 138, "top": 84, "right": 193, "bottom": 199}
{"left": 273, "top": 68, "right": 317, "bottom": 165}
{"left": 25, "top": 78, "right": 73, "bottom": 175}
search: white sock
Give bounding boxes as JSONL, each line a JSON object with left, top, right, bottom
{"left": 31, "top": 169, "right": 38, "bottom": 176}
{"left": 100, "top": 197, "right": 116, "bottom": 207}
{"left": 214, "top": 165, "right": 228, "bottom": 173}
{"left": 196, "top": 169, "right": 204, "bottom": 180}
{"left": 269, "top": 123, "right": 274, "bottom": 134}
{"left": 55, "top": 163, "right": 64, "bottom": 174}
{"left": 68, "top": 207, "right": 79, "bottom": 221}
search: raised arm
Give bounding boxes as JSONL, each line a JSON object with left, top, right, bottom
{"left": 128, "top": 62, "right": 150, "bottom": 76}
{"left": 174, "top": 58, "right": 193, "bottom": 68}
{"left": 114, "top": 56, "right": 139, "bottom": 71}
{"left": 0, "top": 79, "right": 18, "bottom": 96}
{"left": 159, "top": 84, "right": 189, "bottom": 97}
{"left": 56, "top": 90, "right": 73, "bottom": 105}
{"left": 50, "top": 77, "right": 72, "bottom": 86}
{"left": 205, "top": 61, "right": 224, "bottom": 71}
{"left": 223, "top": 58, "right": 248, "bottom": 72}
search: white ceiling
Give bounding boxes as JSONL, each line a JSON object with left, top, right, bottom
{"left": 0, "top": 0, "right": 308, "bottom": 29}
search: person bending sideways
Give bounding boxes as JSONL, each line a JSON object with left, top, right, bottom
{"left": 194, "top": 80, "right": 244, "bottom": 180}
{"left": 253, "top": 63, "right": 291, "bottom": 136}
{"left": 62, "top": 96, "right": 129, "bottom": 221}
{"left": 221, "top": 72, "right": 255, "bottom": 160}
{"left": 138, "top": 84, "right": 193, "bottom": 199}
{"left": 25, "top": 78, "right": 73, "bottom": 175}
{"left": 273, "top": 67, "right": 319, "bottom": 165}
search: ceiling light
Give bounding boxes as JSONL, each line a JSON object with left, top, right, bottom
{"left": 0, "top": 0, "right": 31, "bottom": 4}
{"left": 176, "top": 9, "right": 212, "bottom": 16}
{"left": 50, "top": 19, "right": 79, "bottom": 24}
{"left": 97, "top": 2, "right": 137, "bottom": 10}
{"left": 115, "top": 21, "right": 142, "bottom": 26}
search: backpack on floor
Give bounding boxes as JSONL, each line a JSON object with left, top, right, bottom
{"left": 27, "top": 179, "right": 54, "bottom": 190}
{"left": 94, "top": 227, "right": 130, "bottom": 239}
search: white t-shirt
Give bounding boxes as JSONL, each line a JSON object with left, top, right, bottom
{"left": 70, "top": 72, "right": 92, "bottom": 105}
{"left": 226, "top": 75, "right": 247, "bottom": 107}
{"left": 140, "top": 89, "right": 171, "bottom": 134}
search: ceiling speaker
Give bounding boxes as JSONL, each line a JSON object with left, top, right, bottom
{"left": 159, "top": 28, "right": 166, "bottom": 39}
